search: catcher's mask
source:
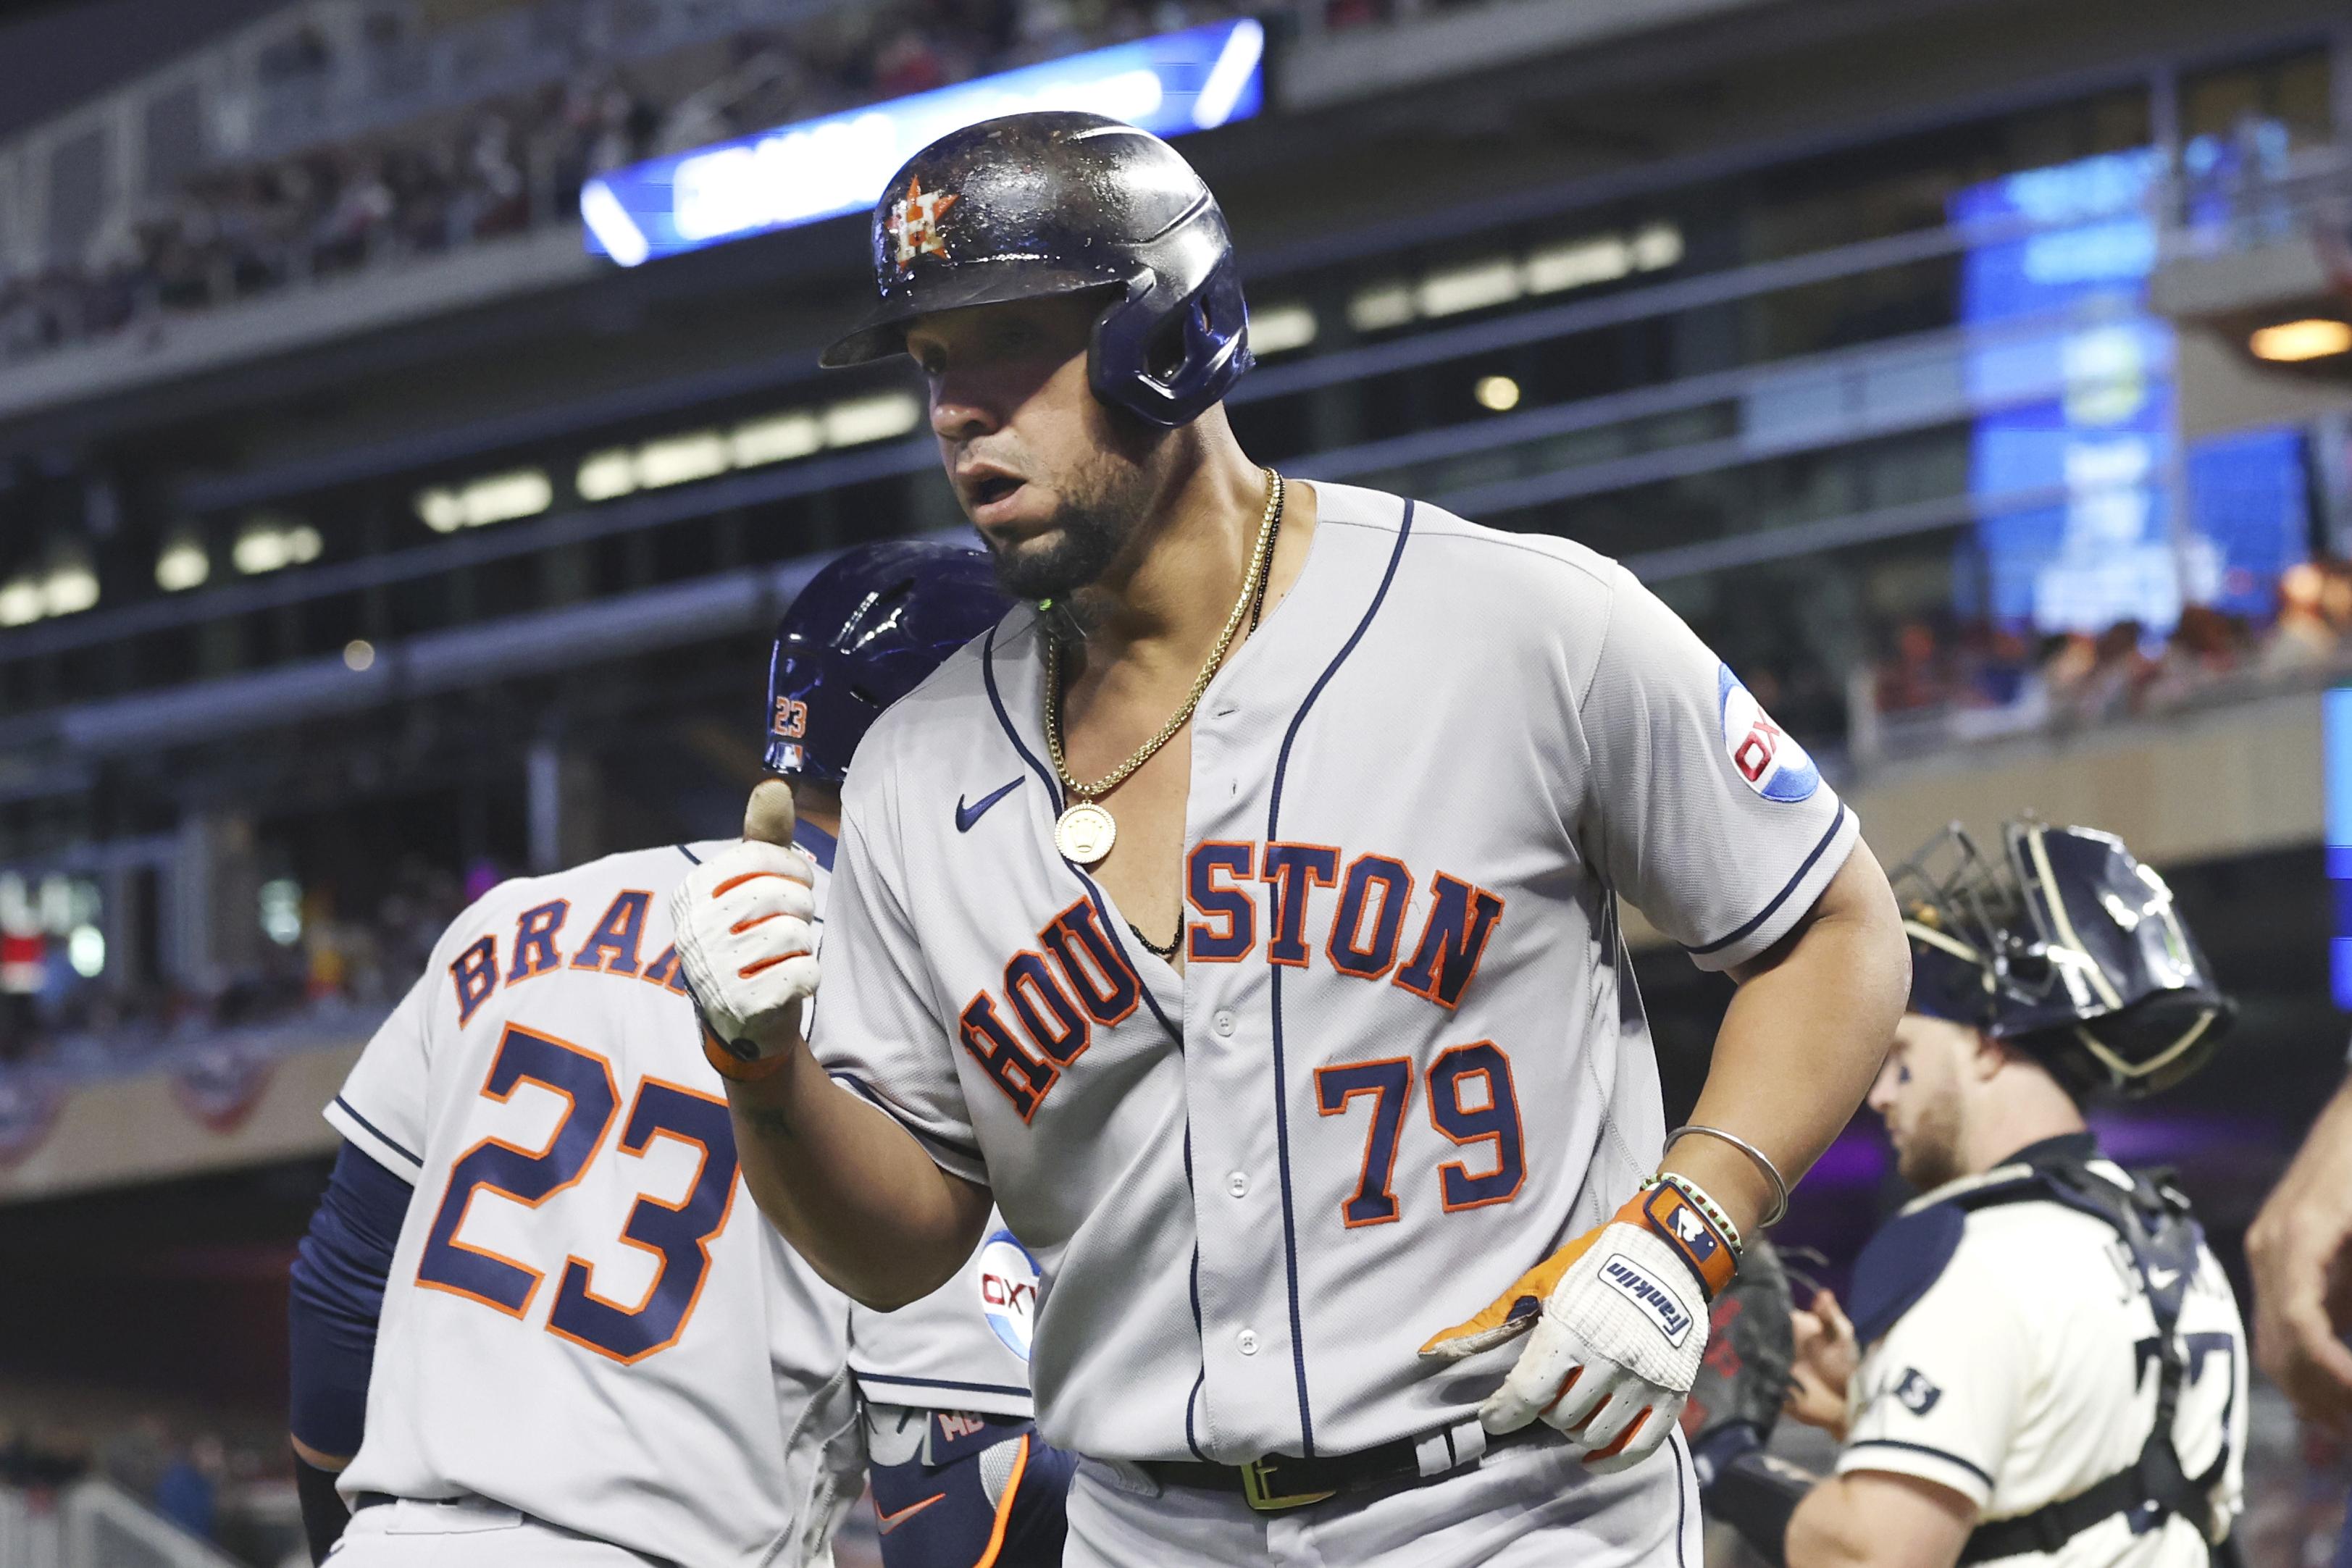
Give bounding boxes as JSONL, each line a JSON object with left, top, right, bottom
{"left": 1892, "top": 820, "right": 2232, "bottom": 1101}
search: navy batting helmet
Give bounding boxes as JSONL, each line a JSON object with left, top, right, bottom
{"left": 765, "top": 540, "right": 1012, "bottom": 784}
{"left": 1893, "top": 821, "right": 2232, "bottom": 1101}
{"left": 819, "top": 111, "right": 1252, "bottom": 427}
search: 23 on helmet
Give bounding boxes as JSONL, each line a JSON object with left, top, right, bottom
{"left": 820, "top": 110, "right": 1252, "bottom": 427}
{"left": 1893, "top": 820, "right": 2232, "bottom": 1100}
{"left": 765, "top": 540, "right": 1012, "bottom": 784}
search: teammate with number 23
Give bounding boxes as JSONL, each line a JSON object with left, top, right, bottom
{"left": 674, "top": 110, "right": 1912, "bottom": 1567}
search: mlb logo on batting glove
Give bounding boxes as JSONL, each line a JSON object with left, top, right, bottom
{"left": 1637, "top": 1182, "right": 1739, "bottom": 1299}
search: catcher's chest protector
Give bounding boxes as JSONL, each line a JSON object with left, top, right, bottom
{"left": 1844, "top": 1149, "right": 2235, "bottom": 1562}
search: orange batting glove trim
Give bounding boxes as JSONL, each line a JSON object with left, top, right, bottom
{"left": 703, "top": 1028, "right": 790, "bottom": 1084}
{"left": 1583, "top": 1408, "right": 1650, "bottom": 1464}
{"left": 1418, "top": 1186, "right": 1740, "bottom": 1361}
{"left": 1418, "top": 1224, "right": 1608, "bottom": 1358}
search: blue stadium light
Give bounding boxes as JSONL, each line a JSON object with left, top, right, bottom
{"left": 2328, "top": 687, "right": 2352, "bottom": 1007}
{"left": 581, "top": 17, "right": 1265, "bottom": 267}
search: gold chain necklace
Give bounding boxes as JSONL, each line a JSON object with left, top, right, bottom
{"left": 1045, "top": 469, "right": 1284, "bottom": 866}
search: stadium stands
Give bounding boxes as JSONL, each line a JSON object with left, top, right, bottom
{"left": 0, "top": 0, "right": 1264, "bottom": 366}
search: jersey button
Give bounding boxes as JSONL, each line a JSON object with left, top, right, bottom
{"left": 1227, "top": 1171, "right": 1249, "bottom": 1198}
{"left": 1213, "top": 1010, "right": 1236, "bottom": 1036}
{"left": 1237, "top": 1329, "right": 1260, "bottom": 1357}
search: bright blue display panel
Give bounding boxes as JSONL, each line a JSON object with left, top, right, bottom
{"left": 2190, "top": 426, "right": 2311, "bottom": 618}
{"left": 2328, "top": 687, "right": 2352, "bottom": 1006}
{"left": 1952, "top": 150, "right": 2193, "bottom": 635}
{"left": 582, "top": 18, "right": 1265, "bottom": 267}
{"left": 1951, "top": 148, "right": 2310, "bottom": 637}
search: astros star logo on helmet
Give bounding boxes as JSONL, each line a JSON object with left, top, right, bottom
{"left": 887, "top": 175, "right": 958, "bottom": 271}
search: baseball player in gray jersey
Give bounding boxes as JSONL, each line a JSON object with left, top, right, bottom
{"left": 761, "top": 539, "right": 1079, "bottom": 1568}
{"left": 670, "top": 112, "right": 1912, "bottom": 1566}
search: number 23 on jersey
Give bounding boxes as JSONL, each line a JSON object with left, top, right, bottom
{"left": 416, "top": 1021, "right": 740, "bottom": 1364}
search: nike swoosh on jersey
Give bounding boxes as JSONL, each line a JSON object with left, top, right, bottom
{"left": 955, "top": 777, "right": 1024, "bottom": 832}
{"left": 876, "top": 1493, "right": 947, "bottom": 1535}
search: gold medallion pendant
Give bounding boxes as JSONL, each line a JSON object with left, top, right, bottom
{"left": 1042, "top": 469, "right": 1286, "bottom": 871}
{"left": 1054, "top": 801, "right": 1118, "bottom": 866}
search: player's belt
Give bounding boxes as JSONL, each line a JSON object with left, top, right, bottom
{"left": 1144, "top": 1423, "right": 1554, "bottom": 1512}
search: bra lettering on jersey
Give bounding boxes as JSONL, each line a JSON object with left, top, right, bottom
{"left": 508, "top": 900, "right": 572, "bottom": 984}
{"left": 568, "top": 889, "right": 652, "bottom": 976}
{"left": 963, "top": 848, "right": 1506, "bottom": 1118}
{"left": 448, "top": 889, "right": 690, "bottom": 1026}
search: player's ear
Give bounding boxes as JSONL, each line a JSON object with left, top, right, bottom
{"left": 1970, "top": 1028, "right": 2016, "bottom": 1083}
{"left": 744, "top": 777, "right": 797, "bottom": 847}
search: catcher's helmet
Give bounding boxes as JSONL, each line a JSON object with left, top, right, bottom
{"left": 820, "top": 111, "right": 1252, "bottom": 427}
{"left": 764, "top": 540, "right": 1011, "bottom": 784}
{"left": 1893, "top": 821, "right": 2232, "bottom": 1101}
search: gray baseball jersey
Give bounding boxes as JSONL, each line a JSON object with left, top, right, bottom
{"left": 798, "top": 825, "right": 1042, "bottom": 1420}
{"left": 328, "top": 843, "right": 861, "bottom": 1568}
{"left": 815, "top": 480, "right": 1858, "bottom": 1476}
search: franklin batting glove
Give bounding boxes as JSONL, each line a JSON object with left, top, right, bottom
{"left": 669, "top": 840, "right": 821, "bottom": 1074}
{"left": 1420, "top": 1181, "right": 1739, "bottom": 1472}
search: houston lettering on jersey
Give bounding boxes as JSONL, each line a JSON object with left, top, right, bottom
{"left": 959, "top": 843, "right": 1503, "bottom": 1120}
{"left": 448, "top": 890, "right": 689, "bottom": 1027}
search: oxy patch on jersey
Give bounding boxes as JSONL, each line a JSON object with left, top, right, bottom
{"left": 976, "top": 1230, "right": 1042, "bottom": 1361}
{"left": 1716, "top": 664, "right": 1820, "bottom": 803}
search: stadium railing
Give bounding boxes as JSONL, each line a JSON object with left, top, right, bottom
{"left": 0, "top": 1477, "right": 246, "bottom": 1568}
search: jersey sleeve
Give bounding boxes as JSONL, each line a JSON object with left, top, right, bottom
{"left": 809, "top": 802, "right": 986, "bottom": 1187}
{"left": 322, "top": 965, "right": 436, "bottom": 1185}
{"left": 1575, "top": 563, "right": 1859, "bottom": 971}
{"left": 1836, "top": 1254, "right": 2027, "bottom": 1510}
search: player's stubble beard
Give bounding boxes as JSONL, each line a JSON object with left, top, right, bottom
{"left": 1891, "top": 1091, "right": 1966, "bottom": 1192}
{"left": 982, "top": 449, "right": 1163, "bottom": 643}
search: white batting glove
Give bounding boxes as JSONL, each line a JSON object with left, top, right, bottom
{"left": 1420, "top": 1182, "right": 1739, "bottom": 1472}
{"left": 669, "top": 839, "right": 821, "bottom": 1062}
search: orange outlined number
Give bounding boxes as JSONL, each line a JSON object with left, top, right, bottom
{"left": 417, "top": 1029, "right": 740, "bottom": 1361}
{"left": 1428, "top": 1041, "right": 1526, "bottom": 1211}
{"left": 547, "top": 1079, "right": 740, "bottom": 1364}
{"left": 1315, "top": 1057, "right": 1414, "bottom": 1226}
{"left": 418, "top": 1023, "right": 619, "bottom": 1316}
{"left": 772, "top": 697, "right": 809, "bottom": 740}
{"left": 1317, "top": 1041, "right": 1527, "bottom": 1226}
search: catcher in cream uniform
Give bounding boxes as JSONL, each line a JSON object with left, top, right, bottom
{"left": 1695, "top": 821, "right": 2246, "bottom": 1568}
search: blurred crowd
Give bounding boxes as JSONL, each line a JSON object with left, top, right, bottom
{"left": 1, "top": 1409, "right": 304, "bottom": 1565}
{"left": 0, "top": 0, "right": 1252, "bottom": 364}
{"left": 0, "top": 856, "right": 470, "bottom": 1076}
{"left": 1870, "top": 560, "right": 2352, "bottom": 740}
